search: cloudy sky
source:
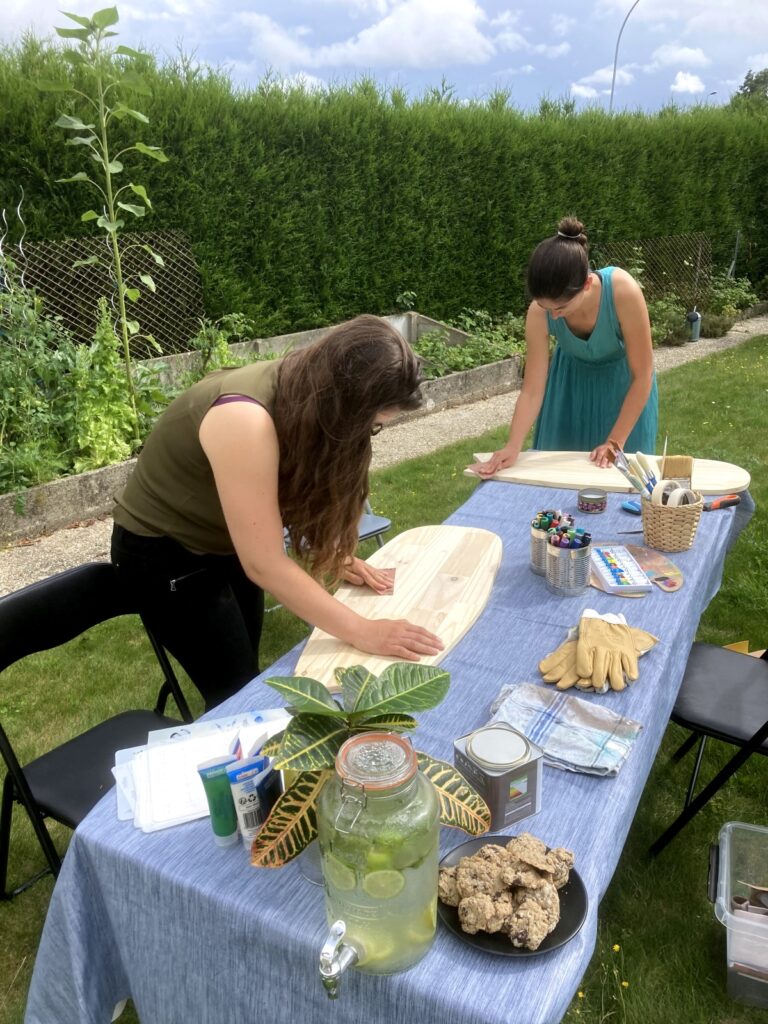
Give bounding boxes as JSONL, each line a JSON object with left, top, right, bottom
{"left": 3, "top": 0, "right": 767, "bottom": 111}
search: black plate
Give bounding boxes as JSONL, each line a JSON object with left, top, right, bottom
{"left": 437, "top": 836, "right": 588, "bottom": 957}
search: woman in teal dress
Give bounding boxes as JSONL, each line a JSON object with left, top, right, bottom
{"left": 472, "top": 215, "right": 658, "bottom": 476}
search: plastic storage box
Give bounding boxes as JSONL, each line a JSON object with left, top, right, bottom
{"left": 710, "top": 821, "right": 768, "bottom": 1008}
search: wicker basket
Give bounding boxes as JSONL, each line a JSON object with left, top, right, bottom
{"left": 641, "top": 491, "right": 703, "bottom": 551}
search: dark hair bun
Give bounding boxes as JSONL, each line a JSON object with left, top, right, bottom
{"left": 556, "top": 216, "right": 587, "bottom": 245}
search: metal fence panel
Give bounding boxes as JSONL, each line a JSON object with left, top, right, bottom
{"left": 594, "top": 232, "right": 711, "bottom": 311}
{"left": 19, "top": 230, "right": 205, "bottom": 358}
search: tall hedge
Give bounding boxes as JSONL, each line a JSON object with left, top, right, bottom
{"left": 1, "top": 38, "right": 766, "bottom": 337}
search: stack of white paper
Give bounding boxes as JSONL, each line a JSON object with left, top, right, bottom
{"left": 111, "top": 709, "right": 290, "bottom": 832}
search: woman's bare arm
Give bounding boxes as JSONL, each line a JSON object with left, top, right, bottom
{"left": 199, "top": 401, "right": 443, "bottom": 660}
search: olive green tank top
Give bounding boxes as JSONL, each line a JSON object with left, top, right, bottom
{"left": 113, "top": 360, "right": 281, "bottom": 555}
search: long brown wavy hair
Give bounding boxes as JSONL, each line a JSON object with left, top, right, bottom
{"left": 274, "top": 315, "right": 423, "bottom": 581}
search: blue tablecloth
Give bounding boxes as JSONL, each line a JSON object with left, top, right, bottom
{"left": 25, "top": 482, "right": 746, "bottom": 1024}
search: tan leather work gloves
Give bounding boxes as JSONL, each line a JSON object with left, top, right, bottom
{"left": 539, "top": 613, "right": 658, "bottom": 694}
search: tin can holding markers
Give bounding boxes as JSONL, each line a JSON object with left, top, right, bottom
{"left": 530, "top": 524, "right": 548, "bottom": 576}
{"left": 530, "top": 509, "right": 573, "bottom": 576}
{"left": 545, "top": 539, "right": 591, "bottom": 597}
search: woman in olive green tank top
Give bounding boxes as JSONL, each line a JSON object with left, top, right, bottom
{"left": 112, "top": 315, "right": 443, "bottom": 710}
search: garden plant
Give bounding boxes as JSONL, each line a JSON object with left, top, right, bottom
{"left": 42, "top": 6, "right": 168, "bottom": 442}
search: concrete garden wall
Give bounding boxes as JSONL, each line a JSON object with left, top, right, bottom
{"left": 143, "top": 311, "right": 472, "bottom": 392}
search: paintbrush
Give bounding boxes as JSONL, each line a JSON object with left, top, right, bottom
{"left": 606, "top": 448, "right": 648, "bottom": 495}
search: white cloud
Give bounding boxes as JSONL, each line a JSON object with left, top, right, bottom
{"left": 670, "top": 70, "right": 705, "bottom": 93}
{"left": 647, "top": 44, "right": 710, "bottom": 70}
{"left": 596, "top": 0, "right": 768, "bottom": 40}
{"left": 531, "top": 42, "right": 570, "bottom": 59}
{"left": 496, "top": 63, "right": 535, "bottom": 76}
{"left": 240, "top": 0, "right": 494, "bottom": 69}
{"left": 746, "top": 52, "right": 768, "bottom": 70}
{"left": 489, "top": 10, "right": 523, "bottom": 30}
{"left": 493, "top": 10, "right": 570, "bottom": 60}
{"left": 578, "top": 64, "right": 634, "bottom": 87}
{"left": 494, "top": 28, "right": 528, "bottom": 54}
{"left": 551, "top": 14, "right": 575, "bottom": 38}
{"left": 237, "top": 13, "right": 311, "bottom": 67}
{"left": 571, "top": 83, "right": 598, "bottom": 98}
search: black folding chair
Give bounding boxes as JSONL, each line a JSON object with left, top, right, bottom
{"left": 650, "top": 642, "right": 768, "bottom": 857}
{"left": 0, "top": 562, "right": 193, "bottom": 898}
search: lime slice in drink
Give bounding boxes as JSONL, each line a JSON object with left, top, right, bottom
{"left": 356, "top": 933, "right": 396, "bottom": 969}
{"left": 366, "top": 848, "right": 394, "bottom": 872}
{"left": 406, "top": 898, "right": 437, "bottom": 945}
{"left": 323, "top": 852, "right": 356, "bottom": 892}
{"left": 362, "top": 869, "right": 405, "bottom": 900}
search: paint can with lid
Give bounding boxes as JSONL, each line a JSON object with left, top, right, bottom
{"left": 454, "top": 723, "right": 543, "bottom": 832}
{"left": 577, "top": 488, "right": 607, "bottom": 514}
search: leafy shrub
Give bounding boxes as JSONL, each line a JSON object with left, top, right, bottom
{"left": 706, "top": 273, "right": 758, "bottom": 314}
{"left": 70, "top": 299, "right": 136, "bottom": 473}
{"left": 0, "top": 270, "right": 80, "bottom": 491}
{"left": 646, "top": 294, "right": 687, "bottom": 346}
{"left": 412, "top": 309, "right": 524, "bottom": 379}
{"left": 700, "top": 312, "right": 736, "bottom": 338}
{"left": 4, "top": 38, "right": 767, "bottom": 331}
{"left": 0, "top": 264, "right": 170, "bottom": 494}
{"left": 180, "top": 313, "right": 277, "bottom": 389}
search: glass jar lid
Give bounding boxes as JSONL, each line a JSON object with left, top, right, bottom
{"left": 466, "top": 724, "right": 529, "bottom": 770}
{"left": 336, "top": 732, "right": 417, "bottom": 791}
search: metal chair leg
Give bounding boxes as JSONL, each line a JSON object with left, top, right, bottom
{"left": 650, "top": 717, "right": 768, "bottom": 857}
{"left": 0, "top": 772, "right": 60, "bottom": 899}
{"left": 683, "top": 735, "right": 707, "bottom": 809}
{"left": 0, "top": 774, "right": 14, "bottom": 899}
{"left": 671, "top": 730, "right": 700, "bottom": 763}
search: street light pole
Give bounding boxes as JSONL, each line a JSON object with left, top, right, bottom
{"left": 609, "top": 0, "right": 641, "bottom": 114}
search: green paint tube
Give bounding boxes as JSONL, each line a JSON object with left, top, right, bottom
{"left": 197, "top": 755, "right": 239, "bottom": 847}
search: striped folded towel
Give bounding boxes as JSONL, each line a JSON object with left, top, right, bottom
{"left": 489, "top": 682, "right": 642, "bottom": 777}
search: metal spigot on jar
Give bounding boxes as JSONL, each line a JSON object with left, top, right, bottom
{"left": 316, "top": 732, "right": 440, "bottom": 994}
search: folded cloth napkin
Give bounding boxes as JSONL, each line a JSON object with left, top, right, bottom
{"left": 489, "top": 682, "right": 643, "bottom": 777}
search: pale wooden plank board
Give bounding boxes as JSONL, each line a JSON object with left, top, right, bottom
{"left": 465, "top": 450, "right": 750, "bottom": 495}
{"left": 293, "top": 525, "right": 503, "bottom": 691}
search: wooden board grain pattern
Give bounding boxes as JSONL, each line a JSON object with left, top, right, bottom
{"left": 294, "top": 525, "right": 503, "bottom": 691}
{"left": 466, "top": 450, "right": 750, "bottom": 496}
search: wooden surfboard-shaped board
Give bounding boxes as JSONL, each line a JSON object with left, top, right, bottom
{"left": 294, "top": 525, "right": 503, "bottom": 691}
{"left": 466, "top": 450, "right": 751, "bottom": 496}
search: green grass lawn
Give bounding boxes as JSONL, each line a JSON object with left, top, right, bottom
{"left": 1, "top": 336, "right": 767, "bottom": 1024}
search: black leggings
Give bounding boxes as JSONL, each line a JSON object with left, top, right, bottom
{"left": 111, "top": 524, "right": 264, "bottom": 711}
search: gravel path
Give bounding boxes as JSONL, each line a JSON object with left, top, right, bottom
{"left": 2, "top": 315, "right": 765, "bottom": 594}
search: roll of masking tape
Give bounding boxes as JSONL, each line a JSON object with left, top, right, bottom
{"left": 651, "top": 480, "right": 682, "bottom": 506}
{"left": 667, "top": 487, "right": 697, "bottom": 507}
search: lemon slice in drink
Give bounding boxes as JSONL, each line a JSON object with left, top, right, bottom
{"left": 406, "top": 899, "right": 437, "bottom": 945}
{"left": 362, "top": 869, "right": 405, "bottom": 900}
{"left": 324, "top": 852, "right": 356, "bottom": 892}
{"left": 356, "top": 934, "right": 396, "bottom": 968}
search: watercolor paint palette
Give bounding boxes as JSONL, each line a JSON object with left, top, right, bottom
{"left": 590, "top": 545, "right": 653, "bottom": 595}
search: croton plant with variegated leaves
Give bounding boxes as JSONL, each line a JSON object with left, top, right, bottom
{"left": 250, "top": 663, "right": 491, "bottom": 867}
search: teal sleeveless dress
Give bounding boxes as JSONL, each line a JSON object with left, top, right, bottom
{"left": 532, "top": 267, "right": 658, "bottom": 453}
